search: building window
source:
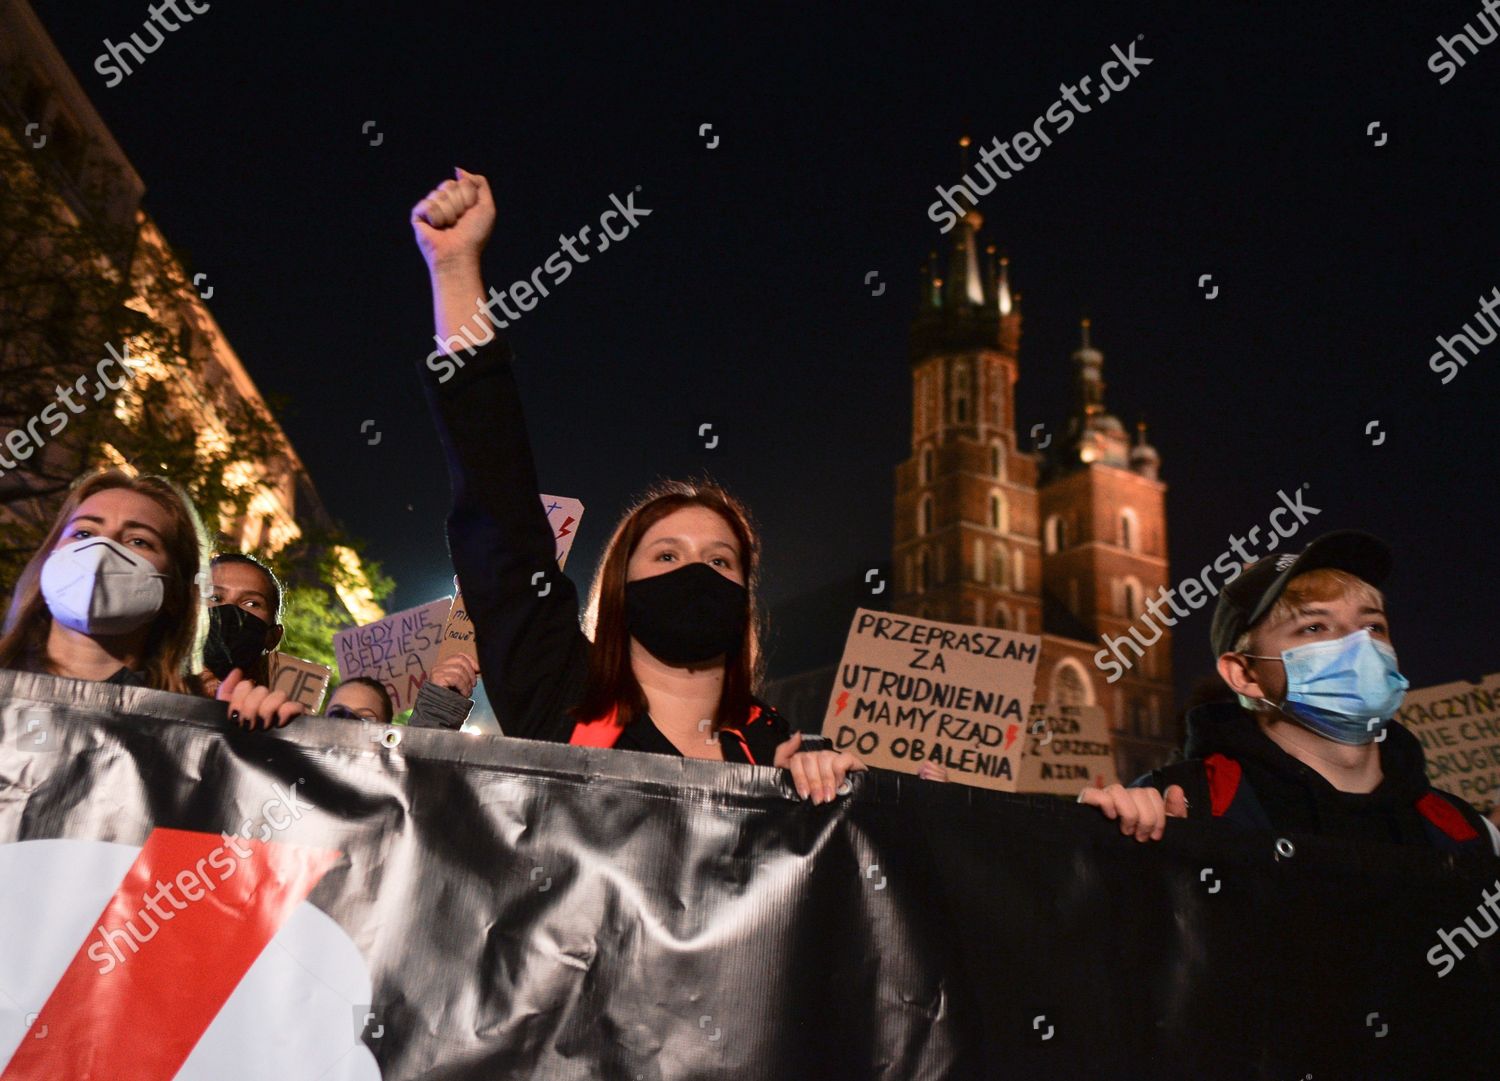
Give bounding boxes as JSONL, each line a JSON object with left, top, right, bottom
{"left": 919, "top": 494, "right": 934, "bottom": 537}
{"left": 1012, "top": 547, "right": 1025, "bottom": 591}
{"left": 973, "top": 598, "right": 984, "bottom": 626}
{"left": 992, "top": 606, "right": 1009, "bottom": 630}
{"left": 1050, "top": 659, "right": 1095, "bottom": 708}
{"left": 21, "top": 74, "right": 50, "bottom": 123}
{"left": 988, "top": 490, "right": 1006, "bottom": 532}
{"left": 918, "top": 549, "right": 931, "bottom": 591}
{"left": 52, "top": 116, "right": 87, "bottom": 180}
{"left": 1120, "top": 507, "right": 1139, "bottom": 552}
{"left": 991, "top": 546, "right": 1007, "bottom": 588}
{"left": 1045, "top": 514, "right": 1067, "bottom": 553}
{"left": 1121, "top": 575, "right": 1143, "bottom": 618}
{"left": 973, "top": 538, "right": 985, "bottom": 582}
{"left": 990, "top": 441, "right": 1005, "bottom": 479}
{"left": 953, "top": 361, "right": 971, "bottom": 425}
{"left": 920, "top": 446, "right": 934, "bottom": 485}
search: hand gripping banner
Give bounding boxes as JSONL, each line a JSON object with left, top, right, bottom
{"left": 0, "top": 669, "right": 1497, "bottom": 1080}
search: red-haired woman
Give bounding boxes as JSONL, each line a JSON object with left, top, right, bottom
{"left": 0, "top": 469, "right": 304, "bottom": 729}
{"left": 409, "top": 169, "right": 863, "bottom": 802}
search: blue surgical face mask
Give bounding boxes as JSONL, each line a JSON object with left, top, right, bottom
{"left": 1244, "top": 628, "right": 1409, "bottom": 745}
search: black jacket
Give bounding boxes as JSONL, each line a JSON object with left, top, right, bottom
{"left": 1138, "top": 701, "right": 1495, "bottom": 852}
{"left": 417, "top": 337, "right": 790, "bottom": 764}
{"left": 9, "top": 655, "right": 145, "bottom": 686}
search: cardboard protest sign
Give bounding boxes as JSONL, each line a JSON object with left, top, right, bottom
{"left": 266, "top": 653, "right": 332, "bottom": 713}
{"left": 541, "top": 493, "right": 584, "bottom": 569}
{"left": 436, "top": 585, "right": 475, "bottom": 666}
{"left": 1397, "top": 672, "right": 1500, "bottom": 813}
{"left": 823, "top": 608, "right": 1041, "bottom": 791}
{"left": 1017, "top": 703, "right": 1118, "bottom": 796}
{"left": 333, "top": 598, "right": 451, "bottom": 714}
{"left": 438, "top": 496, "right": 586, "bottom": 667}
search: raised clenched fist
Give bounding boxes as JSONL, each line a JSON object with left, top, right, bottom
{"left": 411, "top": 168, "right": 495, "bottom": 273}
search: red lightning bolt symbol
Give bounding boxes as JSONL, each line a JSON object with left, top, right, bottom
{"left": 834, "top": 691, "right": 849, "bottom": 716}
{"left": 555, "top": 515, "right": 575, "bottom": 539}
{"left": 1004, "top": 723, "right": 1019, "bottom": 751}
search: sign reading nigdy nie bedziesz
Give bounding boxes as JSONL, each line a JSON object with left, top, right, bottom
{"left": 823, "top": 608, "right": 1041, "bottom": 791}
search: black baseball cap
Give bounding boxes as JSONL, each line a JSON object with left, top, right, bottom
{"left": 1209, "top": 530, "right": 1393, "bottom": 658}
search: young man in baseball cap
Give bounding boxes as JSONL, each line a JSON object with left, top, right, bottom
{"left": 1081, "top": 530, "right": 1500, "bottom": 854}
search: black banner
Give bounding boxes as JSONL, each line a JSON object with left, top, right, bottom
{"left": 0, "top": 669, "right": 1497, "bottom": 1081}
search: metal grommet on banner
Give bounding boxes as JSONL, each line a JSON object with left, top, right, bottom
{"left": 1274, "top": 837, "right": 1295, "bottom": 861}
{"left": 379, "top": 727, "right": 402, "bottom": 749}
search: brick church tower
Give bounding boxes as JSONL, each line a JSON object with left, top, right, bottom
{"left": 891, "top": 201, "right": 1178, "bottom": 777}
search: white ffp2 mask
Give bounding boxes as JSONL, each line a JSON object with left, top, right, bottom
{"left": 40, "top": 536, "right": 167, "bottom": 636}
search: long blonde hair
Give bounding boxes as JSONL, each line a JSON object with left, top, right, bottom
{"left": 0, "top": 469, "right": 210, "bottom": 694}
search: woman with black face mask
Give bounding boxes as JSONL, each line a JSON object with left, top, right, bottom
{"left": 410, "top": 169, "right": 864, "bottom": 802}
{"left": 201, "top": 552, "right": 284, "bottom": 695}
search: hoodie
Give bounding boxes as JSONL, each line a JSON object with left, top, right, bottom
{"left": 1140, "top": 701, "right": 1496, "bottom": 852}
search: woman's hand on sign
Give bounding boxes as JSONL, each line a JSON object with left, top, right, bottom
{"left": 1078, "top": 783, "right": 1188, "bottom": 842}
{"left": 217, "top": 668, "right": 307, "bottom": 731}
{"left": 774, "top": 733, "right": 867, "bottom": 805}
{"left": 411, "top": 168, "right": 495, "bottom": 274}
{"left": 917, "top": 762, "right": 949, "bottom": 783}
{"left": 428, "top": 654, "right": 479, "bottom": 698}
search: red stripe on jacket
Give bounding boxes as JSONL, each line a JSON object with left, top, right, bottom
{"left": 570, "top": 704, "right": 766, "bottom": 763}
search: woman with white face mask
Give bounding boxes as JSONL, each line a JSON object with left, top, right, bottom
{"left": 0, "top": 470, "right": 305, "bottom": 729}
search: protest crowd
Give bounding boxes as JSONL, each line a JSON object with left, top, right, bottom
{"left": 2, "top": 159, "right": 1499, "bottom": 1081}
{"left": 4, "top": 166, "right": 1497, "bottom": 852}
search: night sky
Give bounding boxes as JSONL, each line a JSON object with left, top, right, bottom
{"left": 27, "top": 1, "right": 1500, "bottom": 702}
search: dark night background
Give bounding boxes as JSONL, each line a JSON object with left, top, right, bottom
{"left": 26, "top": 0, "right": 1500, "bottom": 704}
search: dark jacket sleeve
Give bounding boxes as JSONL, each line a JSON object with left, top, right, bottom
{"left": 740, "top": 702, "right": 794, "bottom": 765}
{"left": 416, "top": 338, "right": 590, "bottom": 742}
{"left": 408, "top": 679, "right": 473, "bottom": 731}
{"left": 1135, "top": 760, "right": 1211, "bottom": 819}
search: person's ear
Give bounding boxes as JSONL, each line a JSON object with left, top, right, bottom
{"left": 266, "top": 623, "right": 284, "bottom": 653}
{"left": 1217, "top": 651, "right": 1267, "bottom": 699}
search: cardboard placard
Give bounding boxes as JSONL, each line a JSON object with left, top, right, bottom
{"left": 333, "top": 597, "right": 451, "bottom": 713}
{"left": 436, "top": 587, "right": 475, "bottom": 666}
{"left": 823, "top": 608, "right": 1041, "bottom": 791}
{"left": 541, "top": 493, "right": 584, "bottom": 569}
{"left": 1397, "top": 672, "right": 1500, "bottom": 813}
{"left": 1017, "top": 703, "right": 1118, "bottom": 796}
{"left": 266, "top": 653, "right": 332, "bottom": 713}
{"left": 437, "top": 495, "right": 585, "bottom": 667}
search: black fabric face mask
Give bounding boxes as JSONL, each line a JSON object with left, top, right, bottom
{"left": 624, "top": 561, "right": 748, "bottom": 666}
{"left": 204, "top": 604, "right": 272, "bottom": 680}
